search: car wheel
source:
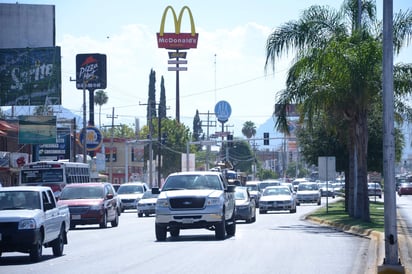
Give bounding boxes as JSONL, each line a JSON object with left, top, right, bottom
{"left": 317, "top": 200, "right": 321, "bottom": 206}
{"left": 99, "top": 212, "right": 108, "bottom": 228}
{"left": 259, "top": 209, "right": 266, "bottom": 214}
{"left": 226, "top": 211, "right": 236, "bottom": 236}
{"left": 30, "top": 234, "right": 43, "bottom": 262}
{"left": 69, "top": 224, "right": 76, "bottom": 230}
{"left": 290, "top": 207, "right": 297, "bottom": 213}
{"left": 215, "top": 215, "right": 226, "bottom": 240}
{"left": 52, "top": 226, "right": 65, "bottom": 257}
{"left": 155, "top": 223, "right": 167, "bottom": 241}
{"left": 111, "top": 211, "right": 119, "bottom": 227}
{"left": 138, "top": 212, "right": 143, "bottom": 217}
{"left": 296, "top": 202, "right": 300, "bottom": 206}
{"left": 145, "top": 213, "right": 150, "bottom": 217}
{"left": 170, "top": 228, "right": 180, "bottom": 237}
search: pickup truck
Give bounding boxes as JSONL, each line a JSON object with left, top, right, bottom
{"left": 152, "top": 171, "right": 236, "bottom": 241}
{"left": 0, "top": 186, "right": 70, "bottom": 262}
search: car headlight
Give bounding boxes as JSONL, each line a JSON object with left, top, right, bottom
{"left": 90, "top": 204, "right": 103, "bottom": 210}
{"left": 206, "top": 197, "right": 221, "bottom": 206}
{"left": 18, "top": 219, "right": 36, "bottom": 230}
{"left": 156, "top": 198, "right": 169, "bottom": 208}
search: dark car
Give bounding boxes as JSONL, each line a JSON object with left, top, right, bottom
{"left": 234, "top": 187, "right": 256, "bottom": 223}
{"left": 398, "top": 182, "right": 412, "bottom": 196}
{"left": 57, "top": 183, "right": 119, "bottom": 229}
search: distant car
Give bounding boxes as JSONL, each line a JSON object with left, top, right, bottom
{"left": 234, "top": 187, "right": 256, "bottom": 223}
{"left": 245, "top": 181, "right": 261, "bottom": 207}
{"left": 57, "top": 182, "right": 119, "bottom": 229}
{"left": 259, "top": 185, "right": 297, "bottom": 214}
{"left": 398, "top": 182, "right": 412, "bottom": 196}
{"left": 137, "top": 190, "right": 159, "bottom": 217}
{"left": 292, "top": 178, "right": 309, "bottom": 192}
{"left": 258, "top": 180, "right": 281, "bottom": 193}
{"left": 318, "top": 182, "right": 335, "bottom": 198}
{"left": 368, "top": 182, "right": 382, "bottom": 198}
{"left": 117, "top": 182, "right": 149, "bottom": 212}
{"left": 296, "top": 182, "right": 321, "bottom": 206}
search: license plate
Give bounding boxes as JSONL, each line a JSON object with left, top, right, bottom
{"left": 181, "top": 218, "right": 194, "bottom": 224}
{"left": 72, "top": 215, "right": 81, "bottom": 220}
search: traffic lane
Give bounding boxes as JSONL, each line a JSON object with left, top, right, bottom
{"left": 396, "top": 194, "right": 412, "bottom": 273}
{"left": 0, "top": 201, "right": 372, "bottom": 274}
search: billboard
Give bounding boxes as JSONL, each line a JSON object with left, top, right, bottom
{"left": 76, "top": 53, "right": 107, "bottom": 90}
{"left": 0, "top": 47, "right": 62, "bottom": 106}
{"left": 18, "top": 115, "right": 57, "bottom": 144}
{"left": 0, "top": 4, "right": 55, "bottom": 49}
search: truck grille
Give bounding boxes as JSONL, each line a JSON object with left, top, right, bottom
{"left": 169, "top": 197, "right": 206, "bottom": 209}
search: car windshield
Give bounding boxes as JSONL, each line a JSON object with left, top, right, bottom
{"left": 141, "top": 191, "right": 159, "bottom": 199}
{"left": 368, "top": 183, "right": 381, "bottom": 189}
{"left": 235, "top": 190, "right": 247, "bottom": 200}
{"left": 246, "top": 185, "right": 258, "bottom": 191}
{"left": 0, "top": 191, "right": 41, "bottom": 210}
{"left": 59, "top": 186, "right": 104, "bottom": 199}
{"left": 117, "top": 185, "right": 144, "bottom": 194}
{"left": 263, "top": 187, "right": 291, "bottom": 196}
{"left": 259, "top": 182, "right": 280, "bottom": 191}
{"left": 298, "top": 184, "right": 318, "bottom": 191}
{"left": 162, "top": 175, "right": 222, "bottom": 191}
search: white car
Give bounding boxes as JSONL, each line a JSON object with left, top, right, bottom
{"left": 117, "top": 182, "right": 149, "bottom": 212}
{"left": 259, "top": 185, "right": 297, "bottom": 214}
{"left": 296, "top": 182, "right": 321, "bottom": 205}
{"left": 137, "top": 190, "right": 159, "bottom": 217}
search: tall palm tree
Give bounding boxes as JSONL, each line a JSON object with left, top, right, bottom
{"left": 241, "top": 121, "right": 256, "bottom": 140}
{"left": 265, "top": 0, "right": 412, "bottom": 221}
{"left": 94, "top": 90, "right": 108, "bottom": 129}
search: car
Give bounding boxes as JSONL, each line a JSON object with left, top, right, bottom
{"left": 296, "top": 182, "right": 321, "bottom": 205}
{"left": 318, "top": 182, "right": 335, "bottom": 198}
{"left": 258, "top": 180, "right": 281, "bottom": 193}
{"left": 292, "top": 178, "right": 310, "bottom": 192}
{"left": 368, "top": 182, "right": 382, "bottom": 198}
{"left": 117, "top": 182, "right": 149, "bottom": 212}
{"left": 259, "top": 185, "right": 297, "bottom": 214}
{"left": 234, "top": 186, "right": 256, "bottom": 223}
{"left": 398, "top": 182, "right": 412, "bottom": 196}
{"left": 245, "top": 180, "right": 261, "bottom": 207}
{"left": 137, "top": 190, "right": 159, "bottom": 217}
{"left": 57, "top": 182, "right": 119, "bottom": 229}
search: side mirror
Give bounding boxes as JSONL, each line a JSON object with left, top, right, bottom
{"left": 106, "top": 193, "right": 114, "bottom": 199}
{"left": 152, "top": 187, "right": 160, "bottom": 194}
{"left": 226, "top": 185, "right": 236, "bottom": 193}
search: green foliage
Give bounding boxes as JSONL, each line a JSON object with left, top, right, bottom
{"left": 101, "top": 123, "right": 136, "bottom": 138}
{"left": 192, "top": 110, "right": 203, "bottom": 150}
{"left": 257, "top": 169, "right": 279, "bottom": 180}
{"left": 159, "top": 76, "right": 167, "bottom": 119}
{"left": 147, "top": 69, "right": 157, "bottom": 122}
{"left": 241, "top": 121, "right": 256, "bottom": 139}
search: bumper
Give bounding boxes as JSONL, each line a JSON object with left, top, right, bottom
{"left": 155, "top": 211, "right": 223, "bottom": 229}
{"left": 70, "top": 212, "right": 104, "bottom": 226}
{"left": 259, "top": 202, "right": 294, "bottom": 211}
{"left": 235, "top": 207, "right": 251, "bottom": 220}
{"left": 0, "top": 226, "right": 41, "bottom": 253}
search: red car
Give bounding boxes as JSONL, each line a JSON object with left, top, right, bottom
{"left": 57, "top": 183, "right": 119, "bottom": 229}
{"left": 398, "top": 183, "right": 412, "bottom": 196}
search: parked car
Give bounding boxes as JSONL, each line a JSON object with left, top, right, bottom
{"left": 137, "top": 190, "right": 159, "bottom": 217}
{"left": 318, "top": 182, "right": 335, "bottom": 198}
{"left": 57, "top": 183, "right": 119, "bottom": 229}
{"left": 296, "top": 182, "right": 321, "bottom": 205}
{"left": 234, "top": 186, "right": 256, "bottom": 223}
{"left": 245, "top": 181, "right": 261, "bottom": 207}
{"left": 368, "top": 182, "right": 382, "bottom": 199}
{"left": 398, "top": 182, "right": 412, "bottom": 196}
{"left": 117, "top": 182, "right": 149, "bottom": 212}
{"left": 259, "top": 185, "right": 297, "bottom": 214}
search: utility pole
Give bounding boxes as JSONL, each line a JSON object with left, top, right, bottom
{"left": 107, "top": 107, "right": 117, "bottom": 183}
{"left": 199, "top": 111, "right": 216, "bottom": 170}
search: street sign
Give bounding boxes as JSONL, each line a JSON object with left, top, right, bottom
{"left": 318, "top": 156, "right": 336, "bottom": 181}
{"left": 168, "top": 51, "right": 187, "bottom": 59}
{"left": 214, "top": 100, "right": 232, "bottom": 123}
{"left": 168, "top": 60, "right": 188, "bottom": 65}
{"left": 168, "top": 67, "right": 188, "bottom": 71}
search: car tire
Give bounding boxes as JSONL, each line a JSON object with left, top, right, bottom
{"left": 52, "top": 226, "right": 65, "bottom": 257}
{"left": 155, "top": 223, "right": 167, "bottom": 241}
{"left": 170, "top": 228, "right": 180, "bottom": 237}
{"left": 111, "top": 211, "right": 119, "bottom": 227}
{"left": 145, "top": 213, "right": 150, "bottom": 217}
{"left": 259, "top": 209, "right": 266, "bottom": 214}
{"left": 215, "top": 215, "right": 226, "bottom": 240}
{"left": 30, "top": 234, "right": 43, "bottom": 262}
{"left": 226, "top": 212, "right": 236, "bottom": 237}
{"left": 290, "top": 207, "right": 297, "bottom": 213}
{"left": 317, "top": 200, "right": 321, "bottom": 206}
{"left": 100, "top": 212, "right": 108, "bottom": 228}
{"left": 138, "top": 212, "right": 143, "bottom": 217}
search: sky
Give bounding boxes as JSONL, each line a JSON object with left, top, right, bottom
{"left": 2, "top": 0, "right": 412, "bottom": 138}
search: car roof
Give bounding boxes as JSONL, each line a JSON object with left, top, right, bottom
{"left": 64, "top": 183, "right": 106, "bottom": 188}
{"left": 245, "top": 181, "right": 261, "bottom": 185}
{"left": 0, "top": 186, "right": 52, "bottom": 192}
{"left": 168, "top": 171, "right": 222, "bottom": 176}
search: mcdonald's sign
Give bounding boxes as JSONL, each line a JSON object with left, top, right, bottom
{"left": 157, "top": 6, "right": 199, "bottom": 49}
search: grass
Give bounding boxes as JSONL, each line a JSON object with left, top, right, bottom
{"left": 308, "top": 199, "right": 385, "bottom": 233}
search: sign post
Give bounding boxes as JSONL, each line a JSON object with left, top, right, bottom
{"left": 318, "top": 156, "right": 336, "bottom": 213}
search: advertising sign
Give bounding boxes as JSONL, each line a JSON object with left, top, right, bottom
{"left": 79, "top": 126, "right": 103, "bottom": 151}
{"left": 0, "top": 47, "right": 62, "bottom": 106}
{"left": 214, "top": 100, "right": 232, "bottom": 123}
{"left": 76, "top": 53, "right": 107, "bottom": 90}
{"left": 36, "top": 127, "right": 71, "bottom": 161}
{"left": 157, "top": 6, "right": 198, "bottom": 49}
{"left": 18, "top": 115, "right": 56, "bottom": 144}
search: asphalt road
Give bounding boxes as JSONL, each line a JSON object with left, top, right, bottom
{"left": 0, "top": 197, "right": 374, "bottom": 274}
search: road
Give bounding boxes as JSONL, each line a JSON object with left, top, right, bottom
{"left": 0, "top": 197, "right": 381, "bottom": 274}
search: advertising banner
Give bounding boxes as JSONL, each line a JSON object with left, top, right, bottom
{"left": 18, "top": 115, "right": 57, "bottom": 144}
{"left": 0, "top": 47, "right": 62, "bottom": 106}
{"left": 76, "top": 53, "right": 107, "bottom": 90}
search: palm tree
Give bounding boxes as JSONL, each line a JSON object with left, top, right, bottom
{"left": 265, "top": 0, "right": 412, "bottom": 221}
{"left": 94, "top": 90, "right": 108, "bottom": 129}
{"left": 242, "top": 121, "right": 256, "bottom": 140}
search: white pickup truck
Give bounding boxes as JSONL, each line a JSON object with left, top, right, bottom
{"left": 0, "top": 186, "right": 70, "bottom": 262}
{"left": 153, "top": 171, "right": 236, "bottom": 241}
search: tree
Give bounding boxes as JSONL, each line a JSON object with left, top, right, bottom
{"left": 192, "top": 110, "right": 203, "bottom": 150}
{"left": 265, "top": 0, "right": 412, "bottom": 221}
{"left": 159, "top": 76, "right": 167, "bottom": 120}
{"left": 94, "top": 90, "right": 108, "bottom": 129}
{"left": 101, "top": 123, "right": 135, "bottom": 138}
{"left": 147, "top": 69, "right": 157, "bottom": 124}
{"left": 241, "top": 121, "right": 256, "bottom": 140}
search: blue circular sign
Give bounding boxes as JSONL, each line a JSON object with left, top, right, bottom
{"left": 79, "top": 126, "right": 103, "bottom": 151}
{"left": 214, "top": 100, "right": 232, "bottom": 123}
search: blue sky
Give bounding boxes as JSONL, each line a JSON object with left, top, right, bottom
{"left": 2, "top": 0, "right": 412, "bottom": 139}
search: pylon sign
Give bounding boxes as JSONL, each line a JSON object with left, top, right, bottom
{"left": 157, "top": 6, "right": 199, "bottom": 49}
{"left": 215, "top": 100, "right": 232, "bottom": 123}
